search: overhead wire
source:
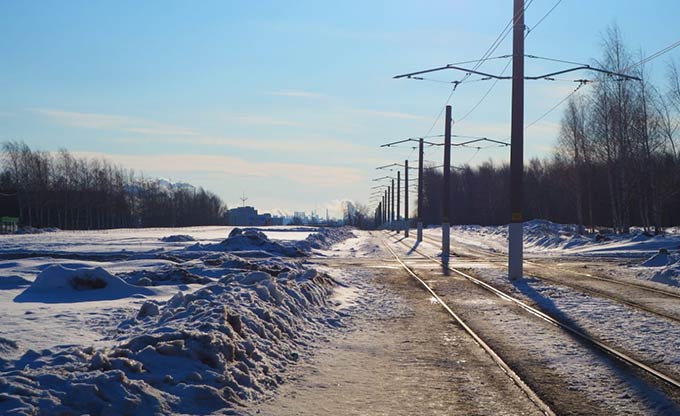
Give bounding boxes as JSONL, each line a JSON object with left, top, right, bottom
{"left": 525, "top": 0, "right": 563, "bottom": 38}
{"left": 457, "top": 0, "right": 570, "bottom": 125}
{"left": 623, "top": 38, "right": 680, "bottom": 72}
{"left": 423, "top": 0, "right": 535, "bottom": 136}
{"left": 524, "top": 81, "right": 587, "bottom": 131}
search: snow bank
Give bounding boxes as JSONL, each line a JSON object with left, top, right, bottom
{"left": 453, "top": 219, "right": 680, "bottom": 257}
{"left": 14, "top": 265, "right": 153, "bottom": 303}
{"left": 160, "top": 234, "right": 196, "bottom": 242}
{"left": 296, "top": 227, "right": 356, "bottom": 251}
{"left": 184, "top": 227, "right": 355, "bottom": 258}
{"left": 187, "top": 228, "right": 306, "bottom": 257}
{"left": 0, "top": 265, "right": 341, "bottom": 415}
{"left": 637, "top": 251, "right": 680, "bottom": 287}
{"left": 117, "top": 263, "right": 212, "bottom": 286}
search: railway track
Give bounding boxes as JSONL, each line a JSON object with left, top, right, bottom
{"left": 380, "top": 232, "right": 680, "bottom": 412}
{"left": 412, "top": 233, "right": 680, "bottom": 325}
{"left": 379, "top": 238, "right": 556, "bottom": 416}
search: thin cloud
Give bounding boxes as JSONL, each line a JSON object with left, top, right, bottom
{"left": 33, "top": 108, "right": 198, "bottom": 136}
{"left": 222, "top": 113, "right": 303, "bottom": 127}
{"left": 110, "top": 135, "right": 377, "bottom": 157}
{"left": 351, "top": 108, "right": 429, "bottom": 120}
{"left": 268, "top": 90, "right": 325, "bottom": 99}
{"left": 70, "top": 151, "right": 363, "bottom": 186}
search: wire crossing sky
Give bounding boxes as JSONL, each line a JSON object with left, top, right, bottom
{"left": 2, "top": 0, "right": 679, "bottom": 217}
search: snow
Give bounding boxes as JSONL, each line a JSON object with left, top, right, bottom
{"left": 0, "top": 226, "right": 355, "bottom": 415}
{"left": 429, "top": 219, "right": 680, "bottom": 259}
{"left": 422, "top": 219, "right": 680, "bottom": 288}
{"left": 637, "top": 252, "right": 680, "bottom": 287}
{"left": 0, "top": 225, "right": 315, "bottom": 257}
{"left": 14, "top": 265, "right": 155, "bottom": 303}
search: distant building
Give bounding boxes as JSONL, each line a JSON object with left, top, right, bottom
{"left": 227, "top": 206, "right": 272, "bottom": 226}
{"left": 293, "top": 211, "right": 307, "bottom": 223}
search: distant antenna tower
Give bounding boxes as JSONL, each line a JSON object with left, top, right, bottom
{"left": 240, "top": 192, "right": 248, "bottom": 208}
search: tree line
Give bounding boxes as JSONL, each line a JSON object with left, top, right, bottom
{"left": 409, "top": 27, "right": 680, "bottom": 234}
{"left": 0, "top": 141, "right": 225, "bottom": 229}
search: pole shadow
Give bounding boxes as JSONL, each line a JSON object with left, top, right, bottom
{"left": 511, "top": 276, "right": 680, "bottom": 413}
{"left": 407, "top": 240, "right": 420, "bottom": 255}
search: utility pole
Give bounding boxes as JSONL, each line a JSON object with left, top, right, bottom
{"left": 417, "top": 138, "right": 424, "bottom": 241}
{"left": 404, "top": 159, "right": 409, "bottom": 238}
{"left": 397, "top": 170, "right": 401, "bottom": 232}
{"left": 509, "top": 0, "right": 525, "bottom": 279}
{"left": 376, "top": 203, "right": 380, "bottom": 228}
{"left": 391, "top": 179, "right": 395, "bottom": 227}
{"left": 442, "top": 105, "right": 452, "bottom": 261}
{"left": 240, "top": 192, "right": 248, "bottom": 208}
{"left": 384, "top": 191, "right": 388, "bottom": 225}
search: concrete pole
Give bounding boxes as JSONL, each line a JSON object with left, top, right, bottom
{"left": 509, "top": 0, "right": 524, "bottom": 279}
{"left": 442, "top": 105, "right": 451, "bottom": 261}
{"left": 404, "top": 159, "right": 409, "bottom": 238}
{"left": 382, "top": 194, "right": 386, "bottom": 227}
{"left": 391, "top": 179, "right": 395, "bottom": 227}
{"left": 397, "top": 170, "right": 401, "bottom": 233}
{"left": 384, "top": 192, "right": 388, "bottom": 226}
{"left": 417, "top": 138, "right": 424, "bottom": 242}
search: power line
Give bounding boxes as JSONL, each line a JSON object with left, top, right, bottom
{"left": 525, "top": 54, "right": 589, "bottom": 67}
{"left": 421, "top": 0, "right": 535, "bottom": 136}
{"left": 524, "top": 80, "right": 587, "bottom": 130}
{"left": 525, "top": 0, "right": 564, "bottom": 38}
{"left": 623, "top": 38, "right": 680, "bottom": 72}
{"left": 457, "top": 58, "right": 513, "bottom": 123}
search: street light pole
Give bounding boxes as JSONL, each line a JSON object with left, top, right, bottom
{"left": 509, "top": 0, "right": 525, "bottom": 279}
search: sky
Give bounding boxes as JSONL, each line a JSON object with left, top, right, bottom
{"left": 2, "top": 0, "right": 680, "bottom": 218}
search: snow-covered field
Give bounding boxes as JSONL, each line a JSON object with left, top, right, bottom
{"left": 423, "top": 219, "right": 680, "bottom": 287}
{"left": 0, "top": 226, "right": 354, "bottom": 415}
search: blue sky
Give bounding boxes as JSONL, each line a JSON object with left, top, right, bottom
{"left": 2, "top": 0, "right": 680, "bottom": 217}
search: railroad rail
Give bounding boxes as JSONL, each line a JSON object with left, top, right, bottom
{"left": 380, "top": 238, "right": 556, "bottom": 416}
{"left": 414, "top": 233, "right": 680, "bottom": 324}
{"left": 383, "top": 232, "right": 680, "bottom": 392}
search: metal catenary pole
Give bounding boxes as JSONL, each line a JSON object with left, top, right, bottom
{"left": 509, "top": 0, "right": 525, "bottom": 279}
{"left": 442, "top": 105, "right": 452, "bottom": 260}
{"left": 417, "top": 138, "right": 424, "bottom": 241}
{"left": 404, "top": 159, "right": 409, "bottom": 238}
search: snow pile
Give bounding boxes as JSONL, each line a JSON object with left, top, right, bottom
{"left": 296, "top": 227, "right": 357, "bottom": 251}
{"left": 14, "top": 265, "right": 153, "bottom": 303}
{"left": 118, "top": 264, "right": 212, "bottom": 286}
{"left": 453, "top": 219, "right": 680, "bottom": 257}
{"left": 0, "top": 266, "right": 341, "bottom": 415}
{"left": 187, "top": 228, "right": 306, "bottom": 258}
{"left": 637, "top": 251, "right": 680, "bottom": 287}
{"left": 466, "top": 220, "right": 591, "bottom": 252}
{"left": 160, "top": 235, "right": 196, "bottom": 243}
